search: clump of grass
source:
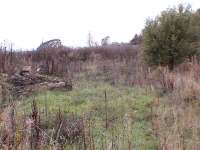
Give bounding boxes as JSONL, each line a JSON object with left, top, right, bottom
{"left": 151, "top": 64, "right": 200, "bottom": 149}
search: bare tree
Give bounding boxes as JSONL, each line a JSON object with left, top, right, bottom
{"left": 87, "top": 32, "right": 95, "bottom": 47}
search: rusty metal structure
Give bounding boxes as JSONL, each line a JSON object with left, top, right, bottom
{"left": 37, "top": 39, "right": 62, "bottom": 50}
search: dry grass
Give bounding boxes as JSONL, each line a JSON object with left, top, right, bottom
{"left": 1, "top": 43, "right": 200, "bottom": 149}
{"left": 148, "top": 61, "right": 200, "bottom": 149}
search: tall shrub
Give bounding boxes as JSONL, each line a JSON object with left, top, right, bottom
{"left": 143, "top": 4, "right": 200, "bottom": 70}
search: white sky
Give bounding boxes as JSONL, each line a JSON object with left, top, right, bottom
{"left": 0, "top": 0, "right": 199, "bottom": 49}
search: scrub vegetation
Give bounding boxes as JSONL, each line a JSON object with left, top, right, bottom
{"left": 0, "top": 3, "right": 200, "bottom": 150}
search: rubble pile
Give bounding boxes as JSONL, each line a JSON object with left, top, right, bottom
{"left": 8, "top": 66, "right": 72, "bottom": 97}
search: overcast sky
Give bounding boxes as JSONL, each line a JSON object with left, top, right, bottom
{"left": 0, "top": 0, "right": 199, "bottom": 49}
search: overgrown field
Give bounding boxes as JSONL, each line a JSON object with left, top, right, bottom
{"left": 15, "top": 78, "right": 158, "bottom": 149}
{"left": 0, "top": 3, "right": 200, "bottom": 149}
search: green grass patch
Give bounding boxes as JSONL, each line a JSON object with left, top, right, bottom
{"left": 17, "top": 80, "right": 158, "bottom": 149}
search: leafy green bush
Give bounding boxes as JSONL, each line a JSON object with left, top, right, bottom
{"left": 143, "top": 4, "right": 200, "bottom": 70}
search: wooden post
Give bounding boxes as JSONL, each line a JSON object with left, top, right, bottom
{"left": 105, "top": 90, "right": 108, "bottom": 129}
